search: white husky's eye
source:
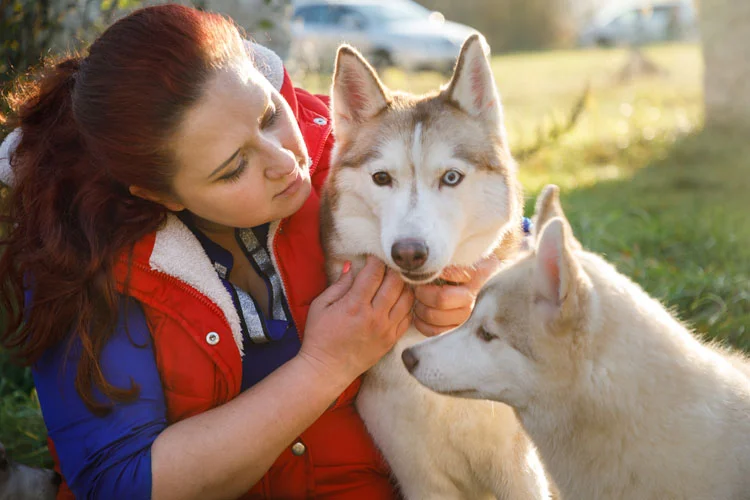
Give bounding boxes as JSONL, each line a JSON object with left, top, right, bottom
{"left": 477, "top": 326, "right": 497, "bottom": 343}
{"left": 440, "top": 169, "right": 464, "bottom": 187}
{"left": 372, "top": 171, "right": 393, "bottom": 187}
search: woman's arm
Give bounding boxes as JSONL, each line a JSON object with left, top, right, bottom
{"left": 150, "top": 348, "right": 347, "bottom": 498}
{"left": 151, "top": 256, "right": 413, "bottom": 500}
{"left": 33, "top": 297, "right": 165, "bottom": 499}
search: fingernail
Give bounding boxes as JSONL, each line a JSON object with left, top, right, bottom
{"left": 342, "top": 261, "right": 351, "bottom": 274}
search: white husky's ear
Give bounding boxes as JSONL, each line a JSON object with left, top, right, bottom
{"left": 445, "top": 34, "right": 505, "bottom": 135}
{"left": 533, "top": 217, "right": 585, "bottom": 329}
{"left": 533, "top": 184, "right": 564, "bottom": 243}
{"left": 533, "top": 185, "right": 582, "bottom": 249}
{"left": 331, "top": 45, "right": 391, "bottom": 140}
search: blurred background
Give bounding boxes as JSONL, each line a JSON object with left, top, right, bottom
{"left": 1, "top": 0, "right": 749, "bottom": 469}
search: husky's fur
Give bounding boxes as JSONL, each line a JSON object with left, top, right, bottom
{"left": 0, "top": 441, "right": 59, "bottom": 500}
{"left": 320, "top": 35, "right": 550, "bottom": 499}
{"left": 406, "top": 185, "right": 750, "bottom": 500}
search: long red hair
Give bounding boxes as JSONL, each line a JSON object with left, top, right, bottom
{"left": 1, "top": 4, "right": 245, "bottom": 414}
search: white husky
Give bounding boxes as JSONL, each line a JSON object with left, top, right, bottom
{"left": 405, "top": 185, "right": 750, "bottom": 500}
{"left": 320, "top": 36, "right": 550, "bottom": 499}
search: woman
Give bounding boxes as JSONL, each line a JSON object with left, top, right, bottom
{"left": 0, "top": 5, "right": 500, "bottom": 499}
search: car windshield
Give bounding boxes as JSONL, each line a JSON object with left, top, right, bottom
{"left": 353, "top": 3, "right": 432, "bottom": 24}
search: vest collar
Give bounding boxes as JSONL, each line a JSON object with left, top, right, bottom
{"left": 149, "top": 213, "right": 244, "bottom": 354}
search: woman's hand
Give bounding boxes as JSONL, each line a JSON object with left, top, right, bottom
{"left": 300, "top": 256, "right": 414, "bottom": 383}
{"left": 413, "top": 255, "right": 503, "bottom": 337}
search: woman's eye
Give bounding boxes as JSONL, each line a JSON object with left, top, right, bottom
{"left": 440, "top": 169, "right": 464, "bottom": 187}
{"left": 477, "top": 326, "right": 496, "bottom": 343}
{"left": 261, "top": 106, "right": 280, "bottom": 129}
{"left": 372, "top": 171, "right": 393, "bottom": 187}
{"left": 221, "top": 157, "right": 247, "bottom": 183}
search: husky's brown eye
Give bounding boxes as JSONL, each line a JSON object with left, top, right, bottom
{"left": 477, "top": 326, "right": 496, "bottom": 342}
{"left": 440, "top": 169, "right": 464, "bottom": 187}
{"left": 372, "top": 171, "right": 392, "bottom": 186}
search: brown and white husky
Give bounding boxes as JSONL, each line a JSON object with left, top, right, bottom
{"left": 320, "top": 35, "right": 550, "bottom": 499}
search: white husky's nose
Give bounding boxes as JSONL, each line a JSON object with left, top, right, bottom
{"left": 391, "top": 238, "right": 429, "bottom": 271}
{"left": 402, "top": 347, "right": 419, "bottom": 373}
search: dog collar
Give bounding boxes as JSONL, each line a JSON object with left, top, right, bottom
{"left": 522, "top": 216, "right": 533, "bottom": 235}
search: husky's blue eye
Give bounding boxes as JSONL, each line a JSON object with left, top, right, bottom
{"left": 441, "top": 169, "right": 464, "bottom": 187}
{"left": 372, "top": 171, "right": 392, "bottom": 186}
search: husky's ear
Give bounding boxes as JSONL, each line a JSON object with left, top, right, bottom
{"left": 533, "top": 185, "right": 563, "bottom": 241}
{"left": 331, "top": 45, "right": 391, "bottom": 139}
{"left": 533, "top": 218, "right": 586, "bottom": 330}
{"left": 532, "top": 185, "right": 582, "bottom": 249}
{"left": 444, "top": 34, "right": 505, "bottom": 136}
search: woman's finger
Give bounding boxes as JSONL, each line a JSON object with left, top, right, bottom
{"left": 413, "top": 302, "right": 471, "bottom": 328}
{"left": 414, "top": 284, "right": 475, "bottom": 310}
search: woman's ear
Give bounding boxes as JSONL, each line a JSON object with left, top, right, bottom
{"left": 129, "top": 185, "right": 185, "bottom": 212}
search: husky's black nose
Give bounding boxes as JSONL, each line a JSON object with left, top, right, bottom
{"left": 391, "top": 239, "right": 428, "bottom": 271}
{"left": 402, "top": 348, "right": 419, "bottom": 373}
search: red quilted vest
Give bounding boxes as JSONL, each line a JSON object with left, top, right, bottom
{"left": 52, "top": 72, "right": 395, "bottom": 500}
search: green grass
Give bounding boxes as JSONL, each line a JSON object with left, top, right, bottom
{"left": 557, "top": 130, "right": 750, "bottom": 349}
{"left": 0, "top": 351, "right": 50, "bottom": 467}
{"left": 2, "top": 42, "right": 748, "bottom": 469}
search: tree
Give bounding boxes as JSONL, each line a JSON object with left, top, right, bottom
{"left": 0, "top": 0, "right": 142, "bottom": 87}
{"left": 700, "top": 0, "right": 750, "bottom": 129}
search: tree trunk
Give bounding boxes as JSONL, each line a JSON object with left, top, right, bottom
{"left": 701, "top": 0, "right": 750, "bottom": 129}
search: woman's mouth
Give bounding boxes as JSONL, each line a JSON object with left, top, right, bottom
{"left": 275, "top": 168, "right": 303, "bottom": 198}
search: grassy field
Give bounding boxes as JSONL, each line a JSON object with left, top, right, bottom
{"left": 2, "top": 42, "right": 748, "bottom": 468}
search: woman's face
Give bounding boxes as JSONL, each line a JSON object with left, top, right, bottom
{"left": 165, "top": 58, "right": 311, "bottom": 231}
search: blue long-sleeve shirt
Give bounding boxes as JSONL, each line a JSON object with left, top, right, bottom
{"left": 33, "top": 298, "right": 163, "bottom": 498}
{"left": 32, "top": 221, "right": 301, "bottom": 499}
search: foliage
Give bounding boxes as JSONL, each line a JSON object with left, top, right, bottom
{"left": 1, "top": 0, "right": 145, "bottom": 137}
{"left": 0, "top": 0, "right": 138, "bottom": 85}
{"left": 0, "top": 350, "right": 49, "bottom": 467}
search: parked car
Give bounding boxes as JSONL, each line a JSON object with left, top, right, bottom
{"left": 289, "top": 0, "right": 479, "bottom": 74}
{"left": 578, "top": 1, "right": 698, "bottom": 47}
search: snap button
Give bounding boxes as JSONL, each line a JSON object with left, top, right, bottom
{"left": 313, "top": 117, "right": 327, "bottom": 126}
{"left": 205, "top": 332, "right": 220, "bottom": 345}
{"left": 291, "top": 441, "right": 306, "bottom": 456}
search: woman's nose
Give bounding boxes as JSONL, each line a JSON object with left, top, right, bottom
{"left": 259, "top": 130, "right": 298, "bottom": 178}
{"left": 263, "top": 145, "right": 298, "bottom": 180}
{"left": 262, "top": 124, "right": 305, "bottom": 179}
